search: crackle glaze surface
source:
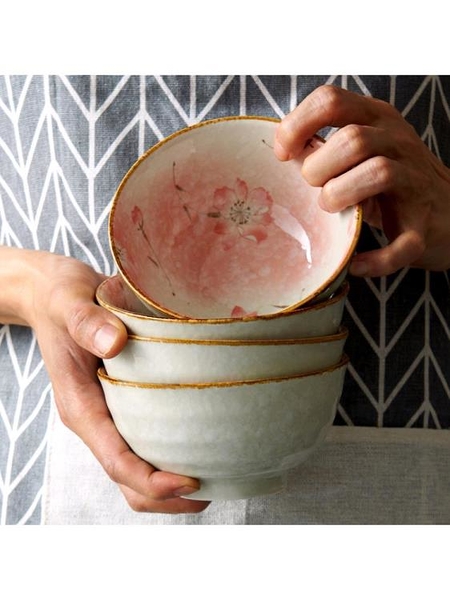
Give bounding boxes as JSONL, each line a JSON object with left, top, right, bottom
{"left": 98, "top": 359, "right": 348, "bottom": 500}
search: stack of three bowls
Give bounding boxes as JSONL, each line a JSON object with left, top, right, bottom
{"left": 97, "top": 117, "right": 362, "bottom": 500}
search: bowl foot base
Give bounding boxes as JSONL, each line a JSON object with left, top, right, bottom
{"left": 182, "top": 473, "right": 286, "bottom": 501}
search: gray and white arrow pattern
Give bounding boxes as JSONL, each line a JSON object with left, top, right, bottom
{"left": 1, "top": 75, "right": 449, "bottom": 524}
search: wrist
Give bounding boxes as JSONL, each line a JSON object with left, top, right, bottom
{"left": 0, "top": 246, "right": 56, "bottom": 327}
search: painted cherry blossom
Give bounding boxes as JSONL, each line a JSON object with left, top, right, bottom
{"left": 131, "top": 205, "right": 144, "bottom": 227}
{"left": 130, "top": 204, "right": 176, "bottom": 295}
{"left": 208, "top": 178, "right": 273, "bottom": 250}
{"left": 231, "top": 305, "right": 258, "bottom": 318}
{"left": 130, "top": 204, "right": 158, "bottom": 268}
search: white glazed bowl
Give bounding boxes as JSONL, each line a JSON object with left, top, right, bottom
{"left": 109, "top": 116, "right": 361, "bottom": 319}
{"left": 98, "top": 357, "right": 348, "bottom": 500}
{"left": 102, "top": 327, "right": 348, "bottom": 384}
{"left": 96, "top": 275, "right": 349, "bottom": 340}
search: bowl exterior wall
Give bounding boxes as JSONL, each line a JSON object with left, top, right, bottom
{"left": 96, "top": 278, "right": 349, "bottom": 340}
{"left": 99, "top": 363, "right": 347, "bottom": 481}
{"left": 102, "top": 333, "right": 347, "bottom": 384}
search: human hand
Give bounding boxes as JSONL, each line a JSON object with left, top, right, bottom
{"left": 274, "top": 84, "right": 450, "bottom": 277}
{"left": 20, "top": 249, "right": 209, "bottom": 514}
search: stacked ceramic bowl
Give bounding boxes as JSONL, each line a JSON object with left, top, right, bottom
{"left": 97, "top": 117, "right": 362, "bottom": 500}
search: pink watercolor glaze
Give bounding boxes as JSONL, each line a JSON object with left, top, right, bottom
{"left": 109, "top": 117, "right": 362, "bottom": 319}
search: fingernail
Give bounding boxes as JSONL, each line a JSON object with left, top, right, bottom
{"left": 173, "top": 485, "right": 199, "bottom": 498}
{"left": 94, "top": 323, "right": 119, "bottom": 355}
{"left": 350, "top": 259, "right": 369, "bottom": 277}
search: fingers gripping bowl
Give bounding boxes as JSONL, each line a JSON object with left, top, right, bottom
{"left": 108, "top": 116, "right": 362, "bottom": 319}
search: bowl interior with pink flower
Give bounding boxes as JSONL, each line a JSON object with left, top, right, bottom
{"left": 109, "top": 116, "right": 362, "bottom": 319}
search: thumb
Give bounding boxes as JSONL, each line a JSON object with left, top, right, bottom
{"left": 66, "top": 300, "right": 128, "bottom": 358}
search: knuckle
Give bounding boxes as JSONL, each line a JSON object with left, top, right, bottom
{"left": 102, "top": 455, "right": 123, "bottom": 485}
{"left": 384, "top": 233, "right": 426, "bottom": 275}
{"left": 67, "top": 302, "right": 95, "bottom": 342}
{"left": 369, "top": 155, "right": 395, "bottom": 188}
{"left": 412, "top": 166, "right": 433, "bottom": 196}
{"left": 312, "top": 85, "right": 344, "bottom": 119}
{"left": 384, "top": 253, "right": 403, "bottom": 274}
{"left": 66, "top": 302, "right": 102, "bottom": 351}
{"left": 410, "top": 232, "right": 427, "bottom": 259}
{"left": 370, "top": 249, "right": 402, "bottom": 277}
{"left": 341, "top": 124, "right": 367, "bottom": 158}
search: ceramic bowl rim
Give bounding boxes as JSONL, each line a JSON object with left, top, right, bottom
{"left": 125, "top": 324, "right": 349, "bottom": 346}
{"left": 108, "top": 115, "right": 362, "bottom": 319}
{"left": 97, "top": 354, "right": 349, "bottom": 390}
{"left": 96, "top": 277, "right": 350, "bottom": 325}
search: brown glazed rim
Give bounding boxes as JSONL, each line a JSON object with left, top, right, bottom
{"left": 108, "top": 116, "right": 363, "bottom": 319}
{"left": 97, "top": 354, "right": 349, "bottom": 390}
{"left": 126, "top": 325, "right": 349, "bottom": 346}
{"left": 96, "top": 277, "right": 350, "bottom": 325}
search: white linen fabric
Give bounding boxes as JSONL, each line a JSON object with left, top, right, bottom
{"left": 1, "top": 75, "right": 449, "bottom": 524}
{"left": 43, "top": 410, "right": 450, "bottom": 525}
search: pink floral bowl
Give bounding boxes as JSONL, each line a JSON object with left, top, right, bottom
{"left": 109, "top": 116, "right": 362, "bottom": 319}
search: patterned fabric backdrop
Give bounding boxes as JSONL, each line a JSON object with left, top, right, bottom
{"left": 1, "top": 75, "right": 449, "bottom": 524}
